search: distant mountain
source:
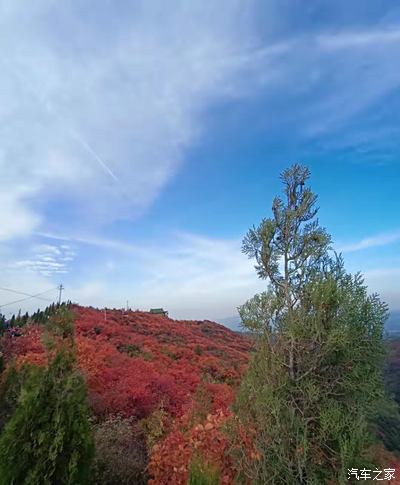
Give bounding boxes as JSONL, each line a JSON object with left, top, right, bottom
{"left": 216, "top": 315, "right": 241, "bottom": 331}
{"left": 219, "top": 310, "right": 400, "bottom": 335}
{"left": 387, "top": 310, "right": 400, "bottom": 335}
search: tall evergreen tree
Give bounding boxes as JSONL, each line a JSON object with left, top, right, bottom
{"left": 234, "top": 165, "right": 388, "bottom": 484}
{"left": 0, "top": 313, "right": 5, "bottom": 338}
{"left": 0, "top": 309, "right": 93, "bottom": 485}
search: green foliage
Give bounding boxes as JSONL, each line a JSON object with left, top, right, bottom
{"left": 161, "top": 347, "right": 179, "bottom": 360}
{"left": 0, "top": 313, "right": 6, "bottom": 336}
{"left": 92, "top": 416, "right": 148, "bottom": 485}
{"left": 140, "top": 403, "right": 169, "bottom": 450}
{"left": 45, "top": 305, "right": 75, "bottom": 340}
{"left": 0, "top": 309, "right": 93, "bottom": 485}
{"left": 188, "top": 458, "right": 220, "bottom": 485}
{"left": 9, "top": 314, "right": 15, "bottom": 327}
{"left": 234, "top": 164, "right": 390, "bottom": 484}
{"left": 374, "top": 403, "right": 400, "bottom": 453}
{"left": 374, "top": 338, "right": 400, "bottom": 453}
{"left": 188, "top": 383, "right": 213, "bottom": 426}
{"left": 30, "top": 301, "right": 72, "bottom": 325}
{"left": 118, "top": 342, "right": 142, "bottom": 357}
{"left": 0, "top": 363, "right": 33, "bottom": 434}
{"left": 118, "top": 342, "right": 154, "bottom": 361}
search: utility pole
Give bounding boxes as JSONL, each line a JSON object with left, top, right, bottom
{"left": 58, "top": 284, "right": 64, "bottom": 305}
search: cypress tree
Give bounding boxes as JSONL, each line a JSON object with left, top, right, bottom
{"left": 0, "top": 309, "right": 93, "bottom": 485}
{"left": 234, "top": 165, "right": 389, "bottom": 484}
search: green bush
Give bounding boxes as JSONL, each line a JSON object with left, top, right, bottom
{"left": 188, "top": 459, "right": 220, "bottom": 485}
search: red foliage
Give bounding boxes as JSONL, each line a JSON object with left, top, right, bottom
{"left": 1, "top": 305, "right": 251, "bottom": 420}
{"left": 0, "top": 305, "right": 253, "bottom": 479}
{"left": 1, "top": 325, "right": 44, "bottom": 361}
{"left": 148, "top": 409, "right": 235, "bottom": 485}
{"left": 148, "top": 403, "right": 258, "bottom": 485}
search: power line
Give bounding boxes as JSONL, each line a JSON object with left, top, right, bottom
{"left": 0, "top": 288, "right": 59, "bottom": 309}
{"left": 0, "top": 286, "right": 54, "bottom": 302}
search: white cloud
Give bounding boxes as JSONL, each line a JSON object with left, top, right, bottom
{"left": 305, "top": 27, "right": 400, "bottom": 135}
{"left": 2, "top": 4, "right": 399, "bottom": 241}
{"left": 0, "top": 188, "right": 41, "bottom": 240}
{"left": 33, "top": 231, "right": 265, "bottom": 321}
{"left": 338, "top": 231, "right": 400, "bottom": 253}
{"left": 317, "top": 27, "right": 400, "bottom": 49}
{"left": 1, "top": 4, "right": 400, "bottom": 321}
{"left": 236, "top": 25, "right": 400, "bottom": 138}
{"left": 0, "top": 0, "right": 261, "bottom": 239}
{"left": 6, "top": 244, "right": 75, "bottom": 279}
{"left": 1, "top": 228, "right": 399, "bottom": 323}
{"left": 0, "top": 241, "right": 76, "bottom": 315}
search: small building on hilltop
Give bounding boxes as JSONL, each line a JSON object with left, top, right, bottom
{"left": 149, "top": 308, "right": 168, "bottom": 317}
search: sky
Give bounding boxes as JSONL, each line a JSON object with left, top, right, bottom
{"left": 0, "top": 0, "right": 399, "bottom": 328}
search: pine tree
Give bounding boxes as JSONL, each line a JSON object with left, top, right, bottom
{"left": 0, "top": 313, "right": 5, "bottom": 337}
{"left": 9, "top": 314, "right": 15, "bottom": 327}
{"left": 234, "top": 164, "right": 389, "bottom": 484}
{"left": 0, "top": 309, "right": 94, "bottom": 485}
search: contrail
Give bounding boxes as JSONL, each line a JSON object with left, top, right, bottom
{"left": 68, "top": 127, "right": 119, "bottom": 182}
{"left": 6, "top": 58, "right": 119, "bottom": 183}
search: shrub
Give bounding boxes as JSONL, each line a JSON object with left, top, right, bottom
{"left": 92, "top": 416, "right": 148, "bottom": 485}
{"left": 188, "top": 458, "right": 220, "bottom": 485}
{"left": 140, "top": 403, "right": 169, "bottom": 450}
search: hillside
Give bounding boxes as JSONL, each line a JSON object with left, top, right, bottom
{"left": 2, "top": 306, "right": 400, "bottom": 483}
{"left": 0, "top": 305, "right": 256, "bottom": 483}
{"left": 2, "top": 305, "right": 252, "bottom": 419}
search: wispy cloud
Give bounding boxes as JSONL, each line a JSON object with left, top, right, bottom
{"left": 36, "top": 231, "right": 142, "bottom": 254}
{"left": 13, "top": 244, "right": 76, "bottom": 277}
{"left": 338, "top": 231, "right": 400, "bottom": 253}
{"left": 317, "top": 27, "right": 400, "bottom": 49}
{"left": 0, "top": 0, "right": 261, "bottom": 239}
{"left": 241, "top": 24, "right": 400, "bottom": 139}
{"left": 1, "top": 2, "right": 400, "bottom": 320}
{"left": 2, "top": 3, "right": 399, "bottom": 241}
{"left": 35, "top": 231, "right": 263, "bottom": 320}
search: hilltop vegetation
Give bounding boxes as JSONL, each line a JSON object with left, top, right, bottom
{"left": 0, "top": 304, "right": 252, "bottom": 483}
{"left": 2, "top": 305, "right": 251, "bottom": 418}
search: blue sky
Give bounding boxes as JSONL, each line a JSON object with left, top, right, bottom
{"left": 0, "top": 1, "right": 399, "bottom": 327}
